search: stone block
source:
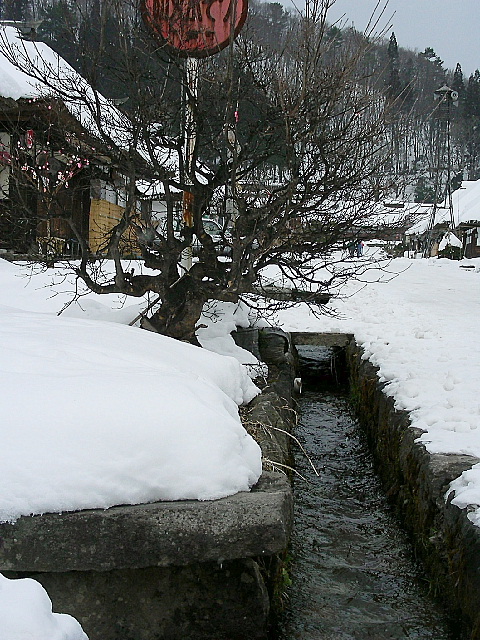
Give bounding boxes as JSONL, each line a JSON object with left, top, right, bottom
{"left": 0, "top": 472, "right": 292, "bottom": 573}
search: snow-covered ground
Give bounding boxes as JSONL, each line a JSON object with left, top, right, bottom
{"left": 0, "top": 259, "right": 262, "bottom": 524}
{"left": 274, "top": 254, "right": 480, "bottom": 524}
{"left": 1, "top": 253, "right": 480, "bottom": 638}
{"left": 0, "top": 258, "right": 264, "bottom": 639}
{"left": 2, "top": 254, "right": 480, "bottom": 525}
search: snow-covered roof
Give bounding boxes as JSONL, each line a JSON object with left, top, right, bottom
{"left": 0, "top": 33, "right": 39, "bottom": 99}
{"left": 340, "top": 200, "right": 431, "bottom": 235}
{"left": 0, "top": 26, "right": 179, "bottom": 174}
{"left": 439, "top": 231, "right": 462, "bottom": 249}
{"left": 405, "top": 181, "right": 480, "bottom": 236}
{"left": 403, "top": 203, "right": 437, "bottom": 235}
{"left": 0, "top": 26, "right": 133, "bottom": 148}
{"left": 451, "top": 180, "right": 480, "bottom": 225}
{"left": 366, "top": 201, "right": 424, "bottom": 227}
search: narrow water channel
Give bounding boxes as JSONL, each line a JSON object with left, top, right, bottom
{"left": 277, "top": 346, "right": 459, "bottom": 640}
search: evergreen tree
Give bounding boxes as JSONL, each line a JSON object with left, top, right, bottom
{"left": 2, "top": 0, "right": 30, "bottom": 20}
{"left": 260, "top": 2, "right": 289, "bottom": 33}
{"left": 248, "top": 0, "right": 291, "bottom": 49}
{"left": 452, "top": 63, "right": 465, "bottom": 100}
{"left": 465, "top": 70, "right": 480, "bottom": 118}
{"left": 399, "top": 54, "right": 416, "bottom": 112}
{"left": 418, "top": 47, "right": 446, "bottom": 86}
{"left": 77, "top": 0, "right": 123, "bottom": 95}
{"left": 386, "top": 32, "right": 401, "bottom": 102}
{"left": 464, "top": 71, "right": 480, "bottom": 179}
{"left": 37, "top": 0, "right": 79, "bottom": 68}
{"left": 414, "top": 176, "right": 435, "bottom": 203}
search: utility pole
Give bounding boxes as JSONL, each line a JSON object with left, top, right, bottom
{"left": 423, "top": 85, "right": 458, "bottom": 257}
{"left": 141, "top": 0, "right": 249, "bottom": 270}
{"left": 180, "top": 56, "right": 198, "bottom": 273}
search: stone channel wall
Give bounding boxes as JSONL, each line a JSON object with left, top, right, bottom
{"left": 346, "top": 340, "right": 480, "bottom": 640}
{"left": 0, "top": 328, "right": 296, "bottom": 640}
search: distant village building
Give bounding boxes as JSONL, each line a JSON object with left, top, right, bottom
{"left": 450, "top": 181, "right": 480, "bottom": 258}
{"left": 403, "top": 181, "right": 480, "bottom": 259}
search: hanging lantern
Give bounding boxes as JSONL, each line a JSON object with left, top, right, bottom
{"left": 182, "top": 190, "right": 194, "bottom": 227}
{"left": 25, "top": 129, "right": 35, "bottom": 149}
{"left": 141, "top": 0, "right": 248, "bottom": 58}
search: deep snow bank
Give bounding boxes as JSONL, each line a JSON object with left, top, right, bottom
{"left": 0, "top": 260, "right": 262, "bottom": 522}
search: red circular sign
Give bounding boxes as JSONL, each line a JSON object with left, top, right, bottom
{"left": 141, "top": 0, "right": 248, "bottom": 58}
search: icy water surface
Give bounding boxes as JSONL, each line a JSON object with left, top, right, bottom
{"left": 277, "top": 385, "right": 459, "bottom": 640}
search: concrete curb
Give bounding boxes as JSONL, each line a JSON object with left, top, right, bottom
{"left": 0, "top": 472, "right": 292, "bottom": 572}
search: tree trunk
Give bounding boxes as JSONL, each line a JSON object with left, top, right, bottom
{"left": 143, "top": 276, "right": 207, "bottom": 345}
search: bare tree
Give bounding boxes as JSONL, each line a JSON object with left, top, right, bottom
{"left": 0, "top": 0, "right": 404, "bottom": 342}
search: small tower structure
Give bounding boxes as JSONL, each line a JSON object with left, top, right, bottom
{"left": 424, "top": 85, "right": 458, "bottom": 256}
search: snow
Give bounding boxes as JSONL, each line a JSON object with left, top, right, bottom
{"left": 0, "top": 259, "right": 265, "bottom": 640}
{"left": 273, "top": 256, "right": 480, "bottom": 526}
{"left": 451, "top": 180, "right": 480, "bottom": 225}
{"left": 0, "top": 26, "right": 179, "bottom": 173}
{"left": 0, "top": 574, "right": 87, "bottom": 640}
{"left": 0, "top": 258, "right": 262, "bottom": 524}
{"left": 404, "top": 180, "right": 480, "bottom": 237}
{"left": 197, "top": 300, "right": 268, "bottom": 379}
{"left": 2, "top": 252, "right": 480, "bottom": 637}
{"left": 439, "top": 231, "right": 462, "bottom": 250}
{"left": 403, "top": 203, "right": 440, "bottom": 236}
{"left": 0, "top": 258, "right": 265, "bottom": 639}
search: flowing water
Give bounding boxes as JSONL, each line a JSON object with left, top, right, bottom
{"left": 277, "top": 346, "right": 459, "bottom": 640}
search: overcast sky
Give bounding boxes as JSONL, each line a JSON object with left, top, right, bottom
{"left": 285, "top": 0, "right": 480, "bottom": 77}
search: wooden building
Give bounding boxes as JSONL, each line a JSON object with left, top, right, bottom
{"left": 0, "top": 93, "right": 143, "bottom": 258}
{"left": 0, "top": 25, "right": 168, "bottom": 260}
